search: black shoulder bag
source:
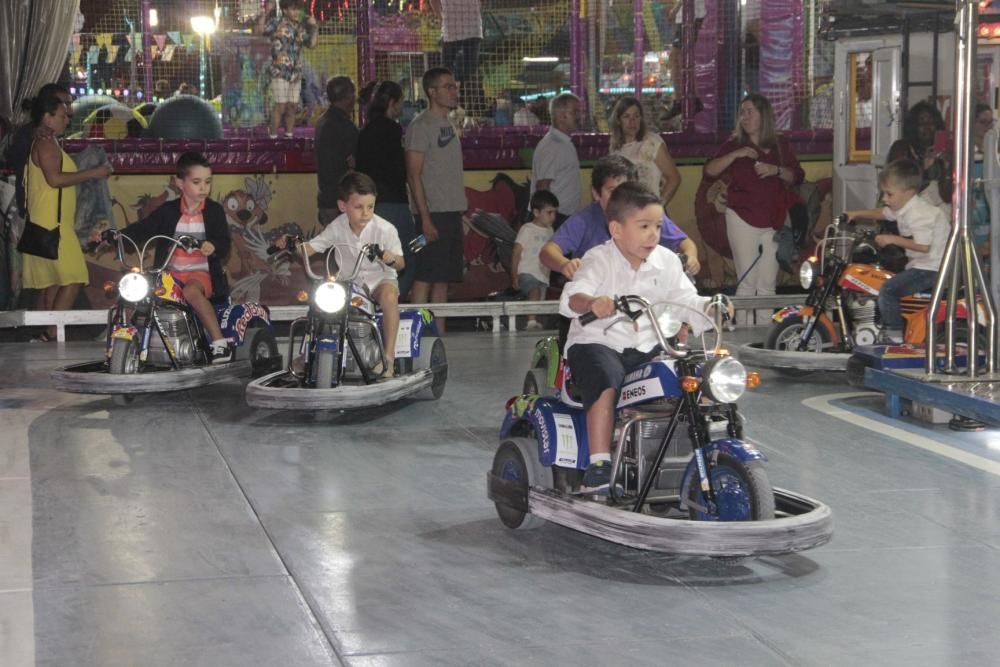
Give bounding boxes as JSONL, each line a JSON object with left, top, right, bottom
{"left": 17, "top": 159, "right": 62, "bottom": 260}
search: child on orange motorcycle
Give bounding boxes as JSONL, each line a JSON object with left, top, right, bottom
{"left": 274, "top": 171, "right": 404, "bottom": 376}
{"left": 90, "top": 151, "right": 234, "bottom": 363}
{"left": 845, "top": 159, "right": 950, "bottom": 344}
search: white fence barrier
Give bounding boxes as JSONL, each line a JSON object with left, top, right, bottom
{"left": 0, "top": 295, "right": 798, "bottom": 342}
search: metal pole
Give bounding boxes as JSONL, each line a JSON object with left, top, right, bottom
{"left": 570, "top": 0, "right": 582, "bottom": 99}
{"left": 634, "top": 0, "right": 643, "bottom": 99}
{"left": 681, "top": 0, "right": 695, "bottom": 131}
{"left": 925, "top": 0, "right": 997, "bottom": 376}
{"left": 357, "top": 0, "right": 375, "bottom": 85}
{"left": 142, "top": 0, "right": 153, "bottom": 99}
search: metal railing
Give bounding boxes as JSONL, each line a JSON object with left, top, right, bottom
{"left": 0, "top": 295, "right": 796, "bottom": 342}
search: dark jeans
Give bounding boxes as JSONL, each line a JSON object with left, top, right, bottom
{"left": 879, "top": 268, "right": 937, "bottom": 329}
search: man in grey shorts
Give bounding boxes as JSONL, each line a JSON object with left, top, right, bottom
{"left": 405, "top": 66, "right": 468, "bottom": 333}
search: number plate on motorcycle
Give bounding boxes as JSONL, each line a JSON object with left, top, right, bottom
{"left": 395, "top": 319, "right": 413, "bottom": 358}
{"left": 552, "top": 413, "right": 579, "bottom": 467}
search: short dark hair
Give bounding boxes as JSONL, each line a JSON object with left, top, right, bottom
{"left": 338, "top": 171, "right": 378, "bottom": 200}
{"left": 606, "top": 182, "right": 661, "bottom": 225}
{"left": 422, "top": 67, "right": 453, "bottom": 98}
{"left": 530, "top": 189, "right": 559, "bottom": 212}
{"left": 280, "top": 0, "right": 304, "bottom": 10}
{"left": 175, "top": 151, "right": 211, "bottom": 179}
{"left": 879, "top": 159, "right": 923, "bottom": 193}
{"left": 326, "top": 76, "right": 355, "bottom": 105}
{"left": 591, "top": 154, "right": 638, "bottom": 191}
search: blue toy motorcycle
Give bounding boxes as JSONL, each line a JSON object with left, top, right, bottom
{"left": 488, "top": 295, "right": 833, "bottom": 558}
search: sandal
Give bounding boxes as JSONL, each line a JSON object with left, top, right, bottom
{"left": 30, "top": 331, "right": 54, "bottom": 343}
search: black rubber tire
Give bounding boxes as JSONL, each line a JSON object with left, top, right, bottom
{"left": 248, "top": 328, "right": 280, "bottom": 378}
{"left": 764, "top": 315, "right": 832, "bottom": 377}
{"left": 492, "top": 439, "right": 546, "bottom": 530}
{"left": 109, "top": 338, "right": 139, "bottom": 405}
{"left": 522, "top": 362, "right": 544, "bottom": 395}
{"left": 416, "top": 336, "right": 447, "bottom": 400}
{"left": 686, "top": 454, "right": 775, "bottom": 522}
{"left": 315, "top": 350, "right": 336, "bottom": 389}
{"left": 846, "top": 354, "right": 869, "bottom": 388}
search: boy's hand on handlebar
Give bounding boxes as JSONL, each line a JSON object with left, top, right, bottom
{"left": 875, "top": 234, "right": 898, "bottom": 248}
{"left": 200, "top": 241, "right": 216, "bottom": 256}
{"left": 560, "top": 258, "right": 581, "bottom": 279}
{"left": 588, "top": 296, "right": 617, "bottom": 319}
{"left": 382, "top": 249, "right": 400, "bottom": 267}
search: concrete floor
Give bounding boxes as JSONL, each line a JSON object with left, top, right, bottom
{"left": 3, "top": 329, "right": 1000, "bottom": 666}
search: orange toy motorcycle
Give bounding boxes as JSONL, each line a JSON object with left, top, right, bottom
{"left": 766, "top": 215, "right": 981, "bottom": 354}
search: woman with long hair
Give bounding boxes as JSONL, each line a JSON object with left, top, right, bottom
{"left": 22, "top": 84, "right": 112, "bottom": 341}
{"left": 608, "top": 95, "right": 681, "bottom": 208}
{"left": 704, "top": 93, "right": 803, "bottom": 325}
{"left": 356, "top": 80, "right": 417, "bottom": 301}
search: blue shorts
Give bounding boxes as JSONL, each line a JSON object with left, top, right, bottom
{"left": 566, "top": 343, "right": 659, "bottom": 410}
{"left": 516, "top": 273, "right": 548, "bottom": 298}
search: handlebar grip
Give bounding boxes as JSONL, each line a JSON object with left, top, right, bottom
{"left": 578, "top": 311, "right": 599, "bottom": 326}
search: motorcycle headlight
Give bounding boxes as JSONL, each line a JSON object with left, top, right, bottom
{"left": 702, "top": 356, "right": 747, "bottom": 404}
{"left": 799, "top": 261, "right": 815, "bottom": 289}
{"left": 314, "top": 281, "right": 347, "bottom": 314}
{"left": 118, "top": 273, "right": 150, "bottom": 303}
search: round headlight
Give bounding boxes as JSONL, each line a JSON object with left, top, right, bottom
{"left": 118, "top": 273, "right": 150, "bottom": 302}
{"left": 799, "top": 261, "right": 815, "bottom": 289}
{"left": 314, "top": 281, "right": 347, "bottom": 314}
{"left": 702, "top": 356, "right": 747, "bottom": 404}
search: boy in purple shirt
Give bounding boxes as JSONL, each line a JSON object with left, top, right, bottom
{"left": 539, "top": 154, "right": 699, "bottom": 279}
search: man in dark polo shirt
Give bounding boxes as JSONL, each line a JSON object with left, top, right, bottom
{"left": 315, "top": 76, "right": 358, "bottom": 226}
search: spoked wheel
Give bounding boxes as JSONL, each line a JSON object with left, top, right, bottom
{"left": 248, "top": 328, "right": 280, "bottom": 378}
{"left": 109, "top": 337, "right": 139, "bottom": 405}
{"left": 686, "top": 453, "right": 775, "bottom": 522}
{"left": 492, "top": 439, "right": 547, "bottom": 530}
{"left": 765, "top": 316, "right": 832, "bottom": 377}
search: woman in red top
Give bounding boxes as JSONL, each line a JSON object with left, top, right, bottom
{"left": 704, "top": 94, "right": 803, "bottom": 325}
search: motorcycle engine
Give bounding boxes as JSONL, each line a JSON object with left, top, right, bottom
{"left": 147, "top": 309, "right": 197, "bottom": 365}
{"left": 845, "top": 293, "right": 879, "bottom": 346}
{"left": 614, "top": 400, "right": 693, "bottom": 494}
{"left": 343, "top": 319, "right": 383, "bottom": 376}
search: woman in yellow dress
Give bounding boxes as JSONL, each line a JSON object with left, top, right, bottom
{"left": 22, "top": 84, "right": 112, "bottom": 341}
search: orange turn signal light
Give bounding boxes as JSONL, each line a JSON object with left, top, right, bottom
{"left": 153, "top": 286, "right": 166, "bottom": 297}
{"left": 103, "top": 281, "right": 118, "bottom": 297}
{"left": 351, "top": 296, "right": 365, "bottom": 308}
{"left": 807, "top": 256, "right": 818, "bottom": 263}
{"left": 130, "top": 267, "right": 141, "bottom": 273}
{"left": 680, "top": 376, "right": 700, "bottom": 393}
{"left": 746, "top": 371, "right": 761, "bottom": 389}
{"left": 296, "top": 291, "right": 309, "bottom": 303}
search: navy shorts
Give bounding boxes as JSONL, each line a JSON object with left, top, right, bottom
{"left": 566, "top": 343, "right": 659, "bottom": 410}
{"left": 415, "top": 211, "right": 464, "bottom": 283}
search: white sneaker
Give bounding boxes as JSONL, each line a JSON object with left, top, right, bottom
{"left": 524, "top": 320, "right": 544, "bottom": 331}
{"left": 209, "top": 342, "right": 234, "bottom": 364}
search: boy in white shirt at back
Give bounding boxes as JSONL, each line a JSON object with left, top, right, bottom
{"left": 276, "top": 171, "right": 405, "bottom": 375}
{"left": 512, "top": 190, "right": 558, "bottom": 330}
{"left": 846, "top": 159, "right": 950, "bottom": 344}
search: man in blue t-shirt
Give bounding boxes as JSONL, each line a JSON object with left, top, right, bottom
{"left": 539, "top": 154, "right": 699, "bottom": 280}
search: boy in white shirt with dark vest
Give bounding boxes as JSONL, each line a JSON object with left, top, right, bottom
{"left": 560, "top": 183, "right": 727, "bottom": 493}
{"left": 277, "top": 172, "right": 404, "bottom": 375}
{"left": 846, "top": 159, "right": 950, "bottom": 344}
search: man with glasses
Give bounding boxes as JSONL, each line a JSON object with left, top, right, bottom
{"left": 405, "top": 67, "right": 467, "bottom": 331}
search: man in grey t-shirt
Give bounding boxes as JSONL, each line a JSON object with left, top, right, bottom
{"left": 405, "top": 66, "right": 468, "bottom": 332}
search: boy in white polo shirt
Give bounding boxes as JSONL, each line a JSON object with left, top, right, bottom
{"left": 846, "top": 158, "right": 950, "bottom": 344}
{"left": 277, "top": 171, "right": 404, "bottom": 375}
{"left": 560, "top": 183, "right": 726, "bottom": 493}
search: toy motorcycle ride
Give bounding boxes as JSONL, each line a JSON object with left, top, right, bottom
{"left": 738, "top": 214, "right": 984, "bottom": 374}
{"left": 488, "top": 295, "right": 833, "bottom": 558}
{"left": 244, "top": 236, "right": 447, "bottom": 410}
{"left": 50, "top": 230, "right": 280, "bottom": 404}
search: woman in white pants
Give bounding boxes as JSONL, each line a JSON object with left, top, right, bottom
{"left": 704, "top": 94, "right": 803, "bottom": 326}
